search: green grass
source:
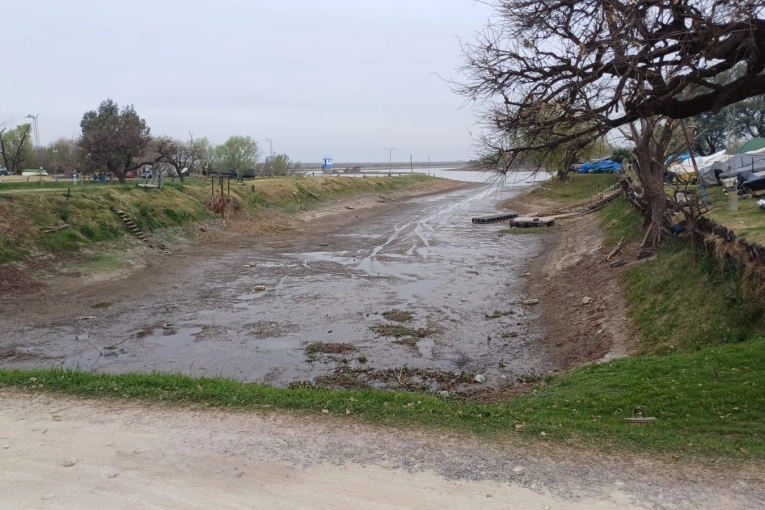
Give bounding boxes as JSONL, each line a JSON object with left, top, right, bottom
{"left": 599, "top": 197, "right": 644, "bottom": 245}
{"left": 0, "top": 239, "right": 27, "bottom": 264}
{"left": 530, "top": 173, "right": 619, "bottom": 202}
{"left": 0, "top": 175, "right": 439, "bottom": 264}
{"left": 704, "top": 186, "right": 765, "bottom": 246}
{"left": 2, "top": 338, "right": 764, "bottom": 457}
{"left": 624, "top": 240, "right": 765, "bottom": 355}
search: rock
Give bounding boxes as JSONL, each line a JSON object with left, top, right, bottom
{"left": 61, "top": 459, "right": 78, "bottom": 468}
{"left": 42, "top": 494, "right": 56, "bottom": 501}
{"left": 512, "top": 466, "right": 525, "bottom": 473}
{"left": 254, "top": 286, "right": 267, "bottom": 292}
{"left": 440, "top": 391, "right": 450, "bottom": 397}
{"left": 474, "top": 374, "right": 486, "bottom": 383}
{"left": 319, "top": 243, "right": 329, "bottom": 247}
{"left": 521, "top": 299, "right": 539, "bottom": 305}
{"left": 582, "top": 297, "right": 593, "bottom": 305}
{"left": 610, "top": 259, "right": 627, "bottom": 268}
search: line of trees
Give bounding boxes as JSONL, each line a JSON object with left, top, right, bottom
{"left": 0, "top": 98, "right": 300, "bottom": 181}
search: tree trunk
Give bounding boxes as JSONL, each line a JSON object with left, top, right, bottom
{"left": 643, "top": 187, "right": 666, "bottom": 248}
{"left": 634, "top": 150, "right": 669, "bottom": 249}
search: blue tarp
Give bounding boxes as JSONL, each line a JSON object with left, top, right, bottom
{"left": 665, "top": 153, "right": 690, "bottom": 165}
{"left": 578, "top": 160, "right": 621, "bottom": 173}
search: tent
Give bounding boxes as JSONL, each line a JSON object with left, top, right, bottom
{"left": 668, "top": 151, "right": 730, "bottom": 186}
{"left": 715, "top": 148, "right": 765, "bottom": 178}
{"left": 737, "top": 138, "right": 765, "bottom": 154}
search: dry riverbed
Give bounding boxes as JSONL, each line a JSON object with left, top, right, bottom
{"left": 1, "top": 180, "right": 559, "bottom": 394}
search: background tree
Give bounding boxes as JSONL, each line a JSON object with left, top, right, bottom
{"left": 77, "top": 99, "right": 155, "bottom": 183}
{"left": 264, "top": 153, "right": 292, "bottom": 176}
{"left": 734, "top": 96, "right": 765, "bottom": 139}
{"left": 155, "top": 135, "right": 202, "bottom": 181}
{"left": 196, "top": 138, "right": 220, "bottom": 176}
{"left": 219, "top": 136, "right": 260, "bottom": 178}
{"left": 46, "top": 137, "right": 79, "bottom": 173}
{"left": 692, "top": 110, "right": 730, "bottom": 155}
{"left": 0, "top": 124, "right": 33, "bottom": 174}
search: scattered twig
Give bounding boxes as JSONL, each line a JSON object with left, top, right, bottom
{"left": 726, "top": 268, "right": 757, "bottom": 299}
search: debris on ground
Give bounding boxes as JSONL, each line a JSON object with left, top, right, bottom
{"left": 304, "top": 342, "right": 356, "bottom": 356}
{"left": 381, "top": 309, "right": 414, "bottom": 323}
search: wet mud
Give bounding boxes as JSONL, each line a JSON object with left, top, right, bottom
{"left": 0, "top": 184, "right": 558, "bottom": 391}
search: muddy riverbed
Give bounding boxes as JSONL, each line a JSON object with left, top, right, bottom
{"left": 0, "top": 181, "right": 559, "bottom": 391}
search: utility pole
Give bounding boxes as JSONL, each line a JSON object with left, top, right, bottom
{"left": 384, "top": 147, "right": 396, "bottom": 176}
{"left": 265, "top": 138, "right": 273, "bottom": 158}
{"left": 25, "top": 114, "right": 41, "bottom": 168}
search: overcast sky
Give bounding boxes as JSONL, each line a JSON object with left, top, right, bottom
{"left": 1, "top": 0, "right": 492, "bottom": 163}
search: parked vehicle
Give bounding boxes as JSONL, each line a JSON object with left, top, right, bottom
{"left": 0, "top": 169, "right": 10, "bottom": 176}
{"left": 141, "top": 169, "right": 153, "bottom": 179}
{"left": 125, "top": 171, "right": 135, "bottom": 178}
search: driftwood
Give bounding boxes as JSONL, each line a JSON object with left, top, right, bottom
{"left": 40, "top": 224, "right": 70, "bottom": 234}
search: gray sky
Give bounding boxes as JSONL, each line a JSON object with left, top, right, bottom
{"left": 1, "top": 0, "right": 491, "bottom": 163}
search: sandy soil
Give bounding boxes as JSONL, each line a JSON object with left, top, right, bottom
{"left": 3, "top": 390, "right": 763, "bottom": 510}
{"left": 503, "top": 190, "right": 637, "bottom": 367}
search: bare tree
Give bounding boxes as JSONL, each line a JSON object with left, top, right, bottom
{"left": 0, "top": 124, "right": 33, "bottom": 174}
{"left": 455, "top": 0, "right": 765, "bottom": 241}
{"left": 157, "top": 135, "right": 203, "bottom": 181}
{"left": 47, "top": 137, "right": 79, "bottom": 173}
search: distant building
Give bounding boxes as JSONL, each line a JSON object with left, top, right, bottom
{"left": 322, "top": 157, "right": 334, "bottom": 173}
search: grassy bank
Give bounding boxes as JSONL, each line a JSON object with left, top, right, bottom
{"left": 704, "top": 186, "right": 765, "bottom": 245}
{"left": 528, "top": 173, "right": 618, "bottom": 202}
{"left": 0, "top": 175, "right": 434, "bottom": 264}
{"left": 2, "top": 339, "right": 764, "bottom": 457}
{"left": 597, "top": 193, "right": 765, "bottom": 354}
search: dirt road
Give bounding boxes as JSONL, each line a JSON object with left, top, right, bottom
{"left": 2, "top": 390, "right": 761, "bottom": 509}
{"left": 1, "top": 182, "right": 561, "bottom": 391}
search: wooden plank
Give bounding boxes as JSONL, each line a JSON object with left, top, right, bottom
{"left": 509, "top": 216, "right": 555, "bottom": 228}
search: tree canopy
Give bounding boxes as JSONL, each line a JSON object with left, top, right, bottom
{"left": 219, "top": 136, "right": 260, "bottom": 177}
{"left": 78, "top": 99, "right": 153, "bottom": 183}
